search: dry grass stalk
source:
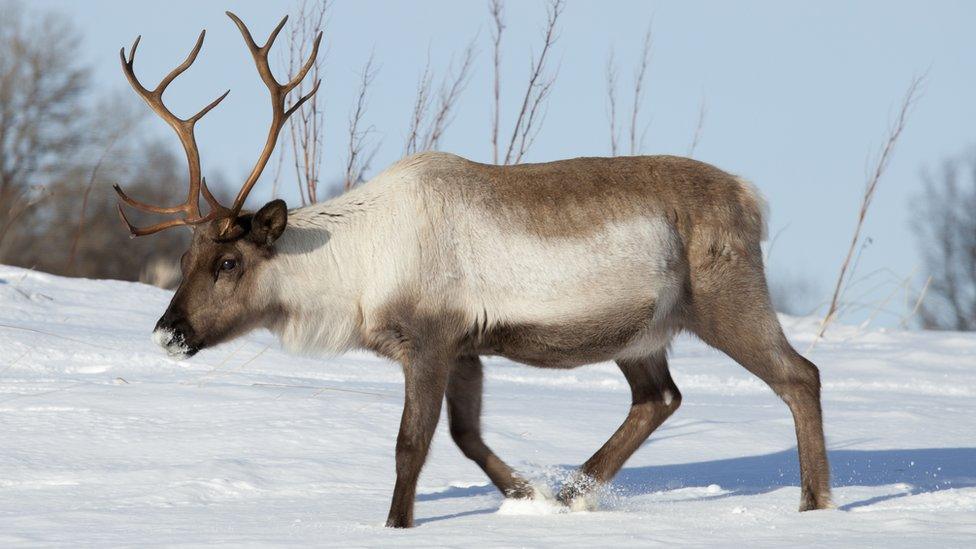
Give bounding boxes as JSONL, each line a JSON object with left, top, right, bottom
{"left": 816, "top": 75, "right": 924, "bottom": 338}
{"left": 901, "top": 275, "right": 932, "bottom": 329}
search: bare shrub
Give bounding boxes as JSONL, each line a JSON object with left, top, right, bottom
{"left": 912, "top": 153, "right": 976, "bottom": 330}
{"left": 8, "top": 138, "right": 190, "bottom": 281}
{"left": 0, "top": 1, "right": 191, "bottom": 283}
{"left": 492, "top": 0, "right": 564, "bottom": 165}
{"left": 0, "top": 1, "right": 87, "bottom": 256}
{"left": 344, "top": 53, "right": 380, "bottom": 190}
{"left": 627, "top": 23, "right": 652, "bottom": 155}
{"left": 283, "top": 0, "right": 330, "bottom": 205}
{"left": 404, "top": 42, "right": 477, "bottom": 155}
{"left": 605, "top": 21, "right": 653, "bottom": 156}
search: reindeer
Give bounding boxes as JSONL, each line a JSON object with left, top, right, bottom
{"left": 115, "top": 13, "right": 832, "bottom": 528}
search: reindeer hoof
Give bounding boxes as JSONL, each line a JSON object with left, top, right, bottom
{"left": 504, "top": 482, "right": 536, "bottom": 500}
{"left": 798, "top": 490, "right": 835, "bottom": 511}
{"left": 385, "top": 513, "right": 412, "bottom": 528}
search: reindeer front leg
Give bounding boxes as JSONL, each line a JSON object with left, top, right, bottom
{"left": 386, "top": 351, "right": 450, "bottom": 528}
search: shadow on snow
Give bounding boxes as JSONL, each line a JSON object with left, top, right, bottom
{"left": 416, "top": 446, "right": 976, "bottom": 523}
{"left": 611, "top": 446, "right": 976, "bottom": 510}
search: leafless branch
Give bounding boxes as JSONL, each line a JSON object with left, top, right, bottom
{"left": 912, "top": 151, "right": 976, "bottom": 330}
{"left": 687, "top": 94, "right": 707, "bottom": 158}
{"left": 628, "top": 22, "right": 652, "bottom": 155}
{"left": 404, "top": 53, "right": 433, "bottom": 156}
{"left": 490, "top": 0, "right": 505, "bottom": 164}
{"left": 422, "top": 41, "right": 476, "bottom": 152}
{"left": 817, "top": 74, "right": 924, "bottom": 338}
{"left": 605, "top": 49, "right": 619, "bottom": 156}
{"left": 404, "top": 40, "right": 477, "bottom": 155}
{"left": 502, "top": 0, "right": 564, "bottom": 165}
{"left": 513, "top": 60, "right": 557, "bottom": 165}
{"left": 285, "top": 0, "right": 331, "bottom": 204}
{"left": 345, "top": 53, "right": 379, "bottom": 190}
{"left": 0, "top": 3, "right": 85, "bottom": 250}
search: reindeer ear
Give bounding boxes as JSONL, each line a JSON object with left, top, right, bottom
{"left": 249, "top": 199, "right": 288, "bottom": 246}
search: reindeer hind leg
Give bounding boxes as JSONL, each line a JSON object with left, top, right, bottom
{"left": 689, "top": 259, "right": 832, "bottom": 511}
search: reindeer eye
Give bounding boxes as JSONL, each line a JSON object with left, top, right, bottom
{"left": 220, "top": 258, "right": 237, "bottom": 271}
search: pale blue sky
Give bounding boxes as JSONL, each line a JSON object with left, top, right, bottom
{"left": 33, "top": 0, "right": 976, "bottom": 323}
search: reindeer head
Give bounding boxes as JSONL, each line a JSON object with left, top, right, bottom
{"left": 115, "top": 12, "right": 320, "bottom": 358}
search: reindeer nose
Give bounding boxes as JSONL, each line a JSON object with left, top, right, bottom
{"left": 154, "top": 310, "right": 190, "bottom": 338}
{"left": 152, "top": 310, "right": 197, "bottom": 358}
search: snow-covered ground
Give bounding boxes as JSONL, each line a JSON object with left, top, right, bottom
{"left": 1, "top": 264, "right": 974, "bottom": 547}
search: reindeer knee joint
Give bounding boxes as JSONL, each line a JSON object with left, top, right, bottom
{"left": 793, "top": 358, "right": 821, "bottom": 392}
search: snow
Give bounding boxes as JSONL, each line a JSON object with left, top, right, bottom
{"left": 1, "top": 264, "right": 974, "bottom": 546}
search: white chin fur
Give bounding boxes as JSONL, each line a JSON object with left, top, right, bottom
{"left": 151, "top": 328, "right": 190, "bottom": 359}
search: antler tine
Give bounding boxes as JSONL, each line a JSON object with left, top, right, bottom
{"left": 226, "top": 13, "right": 289, "bottom": 90}
{"left": 189, "top": 89, "right": 231, "bottom": 123}
{"left": 114, "top": 29, "right": 232, "bottom": 236}
{"left": 285, "top": 78, "right": 322, "bottom": 118}
{"left": 222, "top": 12, "right": 323, "bottom": 231}
{"left": 200, "top": 177, "right": 224, "bottom": 212}
{"left": 226, "top": 13, "right": 289, "bottom": 60}
{"left": 156, "top": 30, "right": 206, "bottom": 95}
{"left": 225, "top": 12, "right": 265, "bottom": 52}
{"left": 285, "top": 31, "right": 323, "bottom": 94}
{"left": 116, "top": 203, "right": 223, "bottom": 238}
{"left": 117, "top": 204, "right": 187, "bottom": 238}
{"left": 113, "top": 184, "right": 187, "bottom": 215}
{"left": 264, "top": 15, "right": 290, "bottom": 51}
{"left": 119, "top": 37, "right": 149, "bottom": 95}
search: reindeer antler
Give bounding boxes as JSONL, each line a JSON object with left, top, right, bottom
{"left": 115, "top": 14, "right": 322, "bottom": 239}
{"left": 114, "top": 31, "right": 230, "bottom": 237}
{"left": 220, "top": 11, "right": 322, "bottom": 236}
